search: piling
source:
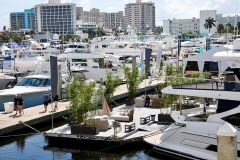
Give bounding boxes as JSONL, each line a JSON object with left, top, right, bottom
{"left": 217, "top": 122, "right": 237, "bottom": 160}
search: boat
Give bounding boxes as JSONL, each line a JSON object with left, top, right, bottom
{"left": 144, "top": 39, "right": 240, "bottom": 160}
{"left": 0, "top": 74, "right": 67, "bottom": 111}
{"left": 58, "top": 52, "right": 124, "bottom": 81}
{"left": 0, "top": 73, "right": 16, "bottom": 90}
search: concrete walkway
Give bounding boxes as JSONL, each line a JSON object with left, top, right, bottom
{"left": 0, "top": 101, "right": 70, "bottom": 135}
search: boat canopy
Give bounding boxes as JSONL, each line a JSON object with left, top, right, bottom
{"left": 183, "top": 46, "right": 232, "bottom": 74}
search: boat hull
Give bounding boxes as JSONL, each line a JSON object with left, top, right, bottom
{"left": 0, "top": 90, "right": 48, "bottom": 111}
{"left": 44, "top": 133, "right": 144, "bottom": 152}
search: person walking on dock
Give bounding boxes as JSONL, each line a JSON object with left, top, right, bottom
{"left": 53, "top": 95, "right": 59, "bottom": 112}
{"left": 43, "top": 93, "right": 51, "bottom": 113}
{"left": 17, "top": 95, "right": 24, "bottom": 115}
{"left": 14, "top": 95, "right": 19, "bottom": 116}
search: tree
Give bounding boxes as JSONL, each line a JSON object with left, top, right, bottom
{"left": 67, "top": 76, "right": 104, "bottom": 125}
{"left": 3, "top": 26, "right": 6, "bottom": 32}
{"left": 96, "top": 27, "right": 106, "bottom": 37}
{"left": 112, "top": 28, "right": 120, "bottom": 36}
{"left": 166, "top": 64, "right": 174, "bottom": 76}
{"left": 155, "top": 26, "right": 163, "bottom": 35}
{"left": 237, "top": 22, "right": 240, "bottom": 34}
{"left": 86, "top": 28, "right": 96, "bottom": 39}
{"left": 204, "top": 17, "right": 216, "bottom": 33}
{"left": 186, "top": 31, "right": 193, "bottom": 35}
{"left": 124, "top": 67, "right": 142, "bottom": 102}
{"left": 217, "top": 24, "right": 225, "bottom": 35}
{"left": 103, "top": 72, "right": 120, "bottom": 106}
{"left": 226, "top": 22, "right": 234, "bottom": 33}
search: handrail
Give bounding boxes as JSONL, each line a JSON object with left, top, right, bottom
{"left": 164, "top": 76, "right": 240, "bottom": 92}
{"left": 164, "top": 76, "right": 238, "bottom": 84}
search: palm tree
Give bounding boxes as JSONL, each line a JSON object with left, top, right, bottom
{"left": 204, "top": 17, "right": 216, "bottom": 33}
{"left": 226, "top": 22, "right": 234, "bottom": 33}
{"left": 217, "top": 24, "right": 225, "bottom": 35}
{"left": 237, "top": 22, "right": 240, "bottom": 34}
{"left": 3, "top": 26, "right": 6, "bottom": 32}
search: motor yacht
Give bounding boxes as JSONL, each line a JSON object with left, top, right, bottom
{"left": 58, "top": 52, "right": 124, "bottom": 81}
{"left": 144, "top": 38, "right": 240, "bottom": 160}
{"left": 0, "top": 74, "right": 66, "bottom": 111}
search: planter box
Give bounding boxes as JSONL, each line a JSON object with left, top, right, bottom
{"left": 71, "top": 125, "right": 98, "bottom": 135}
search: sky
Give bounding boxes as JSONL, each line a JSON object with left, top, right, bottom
{"left": 1, "top": 0, "right": 240, "bottom": 29}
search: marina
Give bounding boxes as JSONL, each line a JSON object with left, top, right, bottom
{"left": 1, "top": 0, "right": 240, "bottom": 159}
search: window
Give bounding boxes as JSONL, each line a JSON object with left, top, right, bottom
{"left": 72, "top": 59, "right": 87, "bottom": 62}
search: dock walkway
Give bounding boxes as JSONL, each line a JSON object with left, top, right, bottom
{"left": 0, "top": 101, "right": 70, "bottom": 136}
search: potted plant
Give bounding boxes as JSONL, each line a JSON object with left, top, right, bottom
{"left": 67, "top": 76, "right": 103, "bottom": 135}
{"left": 102, "top": 72, "right": 120, "bottom": 107}
{"left": 124, "top": 67, "right": 143, "bottom": 105}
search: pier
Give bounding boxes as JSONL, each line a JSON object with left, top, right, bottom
{"left": 0, "top": 78, "right": 164, "bottom": 136}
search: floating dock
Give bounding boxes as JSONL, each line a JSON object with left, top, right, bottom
{"left": 44, "top": 106, "right": 169, "bottom": 151}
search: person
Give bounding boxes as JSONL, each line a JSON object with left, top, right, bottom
{"left": 53, "top": 95, "right": 59, "bottom": 111}
{"left": 14, "top": 95, "right": 19, "bottom": 116}
{"left": 43, "top": 93, "right": 50, "bottom": 113}
{"left": 144, "top": 95, "right": 151, "bottom": 107}
{"left": 17, "top": 95, "right": 24, "bottom": 115}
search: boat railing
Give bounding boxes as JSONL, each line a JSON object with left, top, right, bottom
{"left": 166, "top": 76, "right": 240, "bottom": 92}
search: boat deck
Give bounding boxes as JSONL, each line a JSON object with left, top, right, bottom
{"left": 45, "top": 106, "right": 169, "bottom": 140}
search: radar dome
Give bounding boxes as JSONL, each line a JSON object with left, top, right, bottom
{"left": 233, "top": 39, "right": 240, "bottom": 51}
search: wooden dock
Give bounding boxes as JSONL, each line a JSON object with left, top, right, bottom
{"left": 0, "top": 78, "right": 164, "bottom": 136}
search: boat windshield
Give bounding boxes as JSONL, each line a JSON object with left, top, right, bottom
{"left": 16, "top": 78, "right": 50, "bottom": 87}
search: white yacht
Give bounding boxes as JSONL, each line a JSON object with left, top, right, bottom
{"left": 58, "top": 53, "right": 124, "bottom": 81}
{"left": 64, "top": 43, "right": 90, "bottom": 53}
{"left": 0, "top": 74, "right": 66, "bottom": 111}
{"left": 144, "top": 39, "right": 240, "bottom": 160}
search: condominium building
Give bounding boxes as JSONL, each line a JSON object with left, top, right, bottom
{"left": 125, "top": 0, "right": 156, "bottom": 33}
{"left": 163, "top": 18, "right": 200, "bottom": 34}
{"left": 101, "top": 11, "right": 124, "bottom": 29}
{"left": 10, "top": 8, "right": 36, "bottom": 31}
{"left": 35, "top": 0, "right": 76, "bottom": 34}
{"left": 76, "top": 7, "right": 102, "bottom": 26}
{"left": 217, "top": 14, "right": 240, "bottom": 27}
{"left": 163, "top": 10, "right": 240, "bottom": 35}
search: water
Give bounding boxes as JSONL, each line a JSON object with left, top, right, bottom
{"left": 0, "top": 122, "right": 166, "bottom": 160}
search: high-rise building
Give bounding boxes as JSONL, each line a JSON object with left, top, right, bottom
{"left": 200, "top": 10, "right": 217, "bottom": 34}
{"left": 125, "top": 0, "right": 155, "bottom": 33}
{"left": 217, "top": 14, "right": 240, "bottom": 27}
{"left": 163, "top": 18, "right": 200, "bottom": 34}
{"left": 10, "top": 8, "right": 36, "bottom": 31}
{"left": 76, "top": 7, "right": 101, "bottom": 26}
{"left": 101, "top": 11, "right": 124, "bottom": 29}
{"left": 35, "top": 0, "right": 76, "bottom": 34}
